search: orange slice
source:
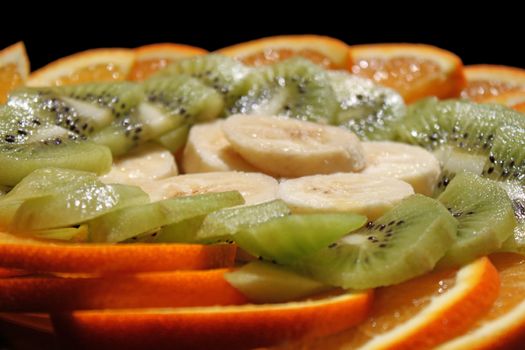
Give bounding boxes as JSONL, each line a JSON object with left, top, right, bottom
{"left": 347, "top": 43, "right": 465, "bottom": 103}
{"left": 0, "top": 268, "right": 246, "bottom": 312}
{"left": 216, "top": 35, "right": 350, "bottom": 69}
{"left": 289, "top": 256, "right": 499, "bottom": 349}
{"left": 129, "top": 43, "right": 208, "bottom": 81}
{"left": 0, "top": 232, "right": 235, "bottom": 274}
{"left": 437, "top": 253, "right": 525, "bottom": 349}
{"left": 51, "top": 290, "right": 372, "bottom": 350}
{"left": 0, "top": 267, "right": 28, "bottom": 278}
{"left": 477, "top": 90, "right": 525, "bottom": 107}
{"left": 461, "top": 65, "right": 525, "bottom": 101}
{"left": 0, "top": 42, "right": 30, "bottom": 103}
{"left": 514, "top": 102, "right": 525, "bottom": 113}
{"left": 27, "top": 48, "right": 134, "bottom": 87}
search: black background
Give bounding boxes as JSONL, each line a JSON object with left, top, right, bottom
{"left": 1, "top": 7, "right": 524, "bottom": 71}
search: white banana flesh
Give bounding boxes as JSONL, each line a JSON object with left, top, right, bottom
{"left": 182, "top": 120, "right": 257, "bottom": 173}
{"left": 143, "top": 171, "right": 279, "bottom": 205}
{"left": 361, "top": 141, "right": 441, "bottom": 196}
{"left": 100, "top": 143, "right": 178, "bottom": 187}
{"left": 278, "top": 173, "right": 414, "bottom": 220}
{"left": 222, "top": 114, "right": 366, "bottom": 178}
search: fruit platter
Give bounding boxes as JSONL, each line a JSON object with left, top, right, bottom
{"left": 1, "top": 35, "right": 525, "bottom": 349}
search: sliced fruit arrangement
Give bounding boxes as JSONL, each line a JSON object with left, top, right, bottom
{"left": 347, "top": 43, "right": 465, "bottom": 103}
{"left": 216, "top": 34, "right": 350, "bottom": 69}
{"left": 129, "top": 43, "right": 208, "bottom": 81}
{"left": 2, "top": 37, "right": 525, "bottom": 349}
{"left": 0, "top": 42, "right": 30, "bottom": 103}
{"left": 461, "top": 64, "right": 525, "bottom": 102}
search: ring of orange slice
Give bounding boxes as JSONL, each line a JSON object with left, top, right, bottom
{"left": 27, "top": 48, "right": 134, "bottom": 87}
{"left": 0, "top": 42, "right": 30, "bottom": 103}
{"left": 216, "top": 35, "right": 350, "bottom": 69}
{"left": 0, "top": 232, "right": 236, "bottom": 274}
{"left": 347, "top": 43, "right": 465, "bottom": 103}
{"left": 51, "top": 290, "right": 373, "bottom": 350}
{"left": 128, "top": 43, "right": 207, "bottom": 81}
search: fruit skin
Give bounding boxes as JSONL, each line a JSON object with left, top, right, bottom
{"left": 0, "top": 232, "right": 236, "bottom": 274}
{"left": 0, "top": 41, "right": 30, "bottom": 103}
{"left": 129, "top": 43, "right": 208, "bottom": 81}
{"left": 27, "top": 48, "right": 134, "bottom": 87}
{"left": 51, "top": 290, "right": 373, "bottom": 350}
{"left": 216, "top": 34, "right": 350, "bottom": 69}
{"left": 0, "top": 269, "right": 247, "bottom": 312}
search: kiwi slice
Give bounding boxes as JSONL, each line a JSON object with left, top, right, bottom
{"left": 328, "top": 71, "right": 405, "bottom": 140}
{"left": 10, "top": 180, "right": 148, "bottom": 232}
{"left": 143, "top": 75, "right": 224, "bottom": 124}
{"left": 0, "top": 104, "right": 77, "bottom": 145}
{"left": 233, "top": 213, "right": 367, "bottom": 265}
{"left": 224, "top": 261, "right": 333, "bottom": 303}
{"left": 0, "top": 167, "right": 95, "bottom": 229}
{"left": 56, "top": 82, "right": 143, "bottom": 119}
{"left": 292, "top": 195, "right": 457, "bottom": 290}
{"left": 29, "top": 225, "right": 89, "bottom": 241}
{"left": 153, "top": 54, "right": 249, "bottom": 108}
{"left": 228, "top": 57, "right": 339, "bottom": 124}
{"left": 0, "top": 141, "right": 112, "bottom": 186}
{"left": 195, "top": 199, "right": 291, "bottom": 243}
{"left": 7, "top": 88, "right": 106, "bottom": 141}
{"left": 156, "top": 123, "right": 190, "bottom": 153}
{"left": 89, "top": 191, "right": 244, "bottom": 243}
{"left": 436, "top": 172, "right": 516, "bottom": 267}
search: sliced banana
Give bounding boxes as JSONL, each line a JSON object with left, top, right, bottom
{"left": 182, "top": 120, "right": 257, "bottom": 173}
{"left": 361, "top": 141, "right": 441, "bottom": 196}
{"left": 278, "top": 173, "right": 414, "bottom": 220}
{"left": 100, "top": 143, "right": 178, "bottom": 186}
{"left": 222, "top": 114, "right": 366, "bottom": 178}
{"left": 143, "top": 171, "right": 279, "bottom": 205}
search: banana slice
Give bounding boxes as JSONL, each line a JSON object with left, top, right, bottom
{"left": 182, "top": 120, "right": 257, "bottom": 173}
{"left": 100, "top": 143, "right": 178, "bottom": 186}
{"left": 142, "top": 171, "right": 279, "bottom": 205}
{"left": 361, "top": 141, "right": 441, "bottom": 196}
{"left": 222, "top": 114, "right": 365, "bottom": 178}
{"left": 278, "top": 173, "right": 414, "bottom": 220}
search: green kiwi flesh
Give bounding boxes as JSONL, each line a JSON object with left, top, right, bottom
{"left": 89, "top": 191, "right": 244, "bottom": 243}
{"left": 292, "top": 195, "right": 457, "bottom": 290}
{"left": 195, "top": 199, "right": 291, "bottom": 243}
{"left": 437, "top": 172, "right": 516, "bottom": 267}
{"left": 228, "top": 57, "right": 339, "bottom": 124}
{"left": 328, "top": 71, "right": 405, "bottom": 140}
{"left": 224, "top": 261, "right": 333, "bottom": 303}
{"left": 234, "top": 213, "right": 367, "bottom": 265}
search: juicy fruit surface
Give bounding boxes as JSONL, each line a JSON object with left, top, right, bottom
{"left": 234, "top": 212, "right": 367, "bottom": 264}
{"left": 329, "top": 71, "right": 405, "bottom": 140}
{"left": 437, "top": 173, "right": 516, "bottom": 267}
{"left": 292, "top": 195, "right": 457, "bottom": 289}
{"left": 229, "top": 58, "right": 339, "bottom": 123}
{"left": 225, "top": 261, "right": 332, "bottom": 303}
